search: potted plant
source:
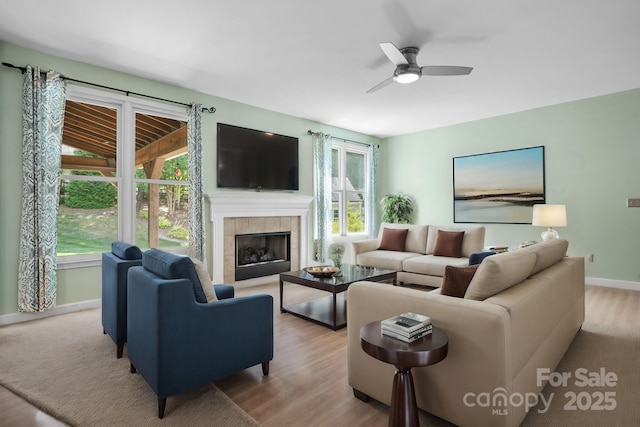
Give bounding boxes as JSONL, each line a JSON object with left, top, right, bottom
{"left": 381, "top": 193, "right": 415, "bottom": 224}
{"left": 328, "top": 243, "right": 345, "bottom": 269}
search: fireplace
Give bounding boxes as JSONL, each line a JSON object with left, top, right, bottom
{"left": 205, "top": 191, "right": 314, "bottom": 284}
{"left": 235, "top": 231, "right": 291, "bottom": 281}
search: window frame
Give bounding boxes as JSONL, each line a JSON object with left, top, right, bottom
{"left": 58, "top": 85, "right": 189, "bottom": 269}
{"left": 330, "top": 138, "right": 370, "bottom": 237}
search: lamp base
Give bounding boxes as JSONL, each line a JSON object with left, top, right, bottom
{"left": 540, "top": 227, "right": 559, "bottom": 241}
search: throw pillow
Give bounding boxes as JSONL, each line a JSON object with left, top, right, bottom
{"left": 433, "top": 230, "right": 465, "bottom": 258}
{"left": 441, "top": 264, "right": 479, "bottom": 298}
{"left": 379, "top": 227, "right": 409, "bottom": 252}
{"left": 191, "top": 258, "right": 218, "bottom": 302}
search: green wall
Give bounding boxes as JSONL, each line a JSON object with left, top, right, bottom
{"left": 0, "top": 41, "right": 379, "bottom": 316}
{"left": 381, "top": 89, "right": 640, "bottom": 283}
{"left": 2, "top": 40, "right": 638, "bottom": 317}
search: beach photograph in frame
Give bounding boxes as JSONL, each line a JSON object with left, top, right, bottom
{"left": 453, "top": 146, "right": 545, "bottom": 224}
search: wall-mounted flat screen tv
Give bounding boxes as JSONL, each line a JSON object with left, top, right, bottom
{"left": 217, "top": 123, "right": 299, "bottom": 191}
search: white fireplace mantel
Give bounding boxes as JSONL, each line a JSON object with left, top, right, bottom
{"left": 205, "top": 191, "right": 314, "bottom": 283}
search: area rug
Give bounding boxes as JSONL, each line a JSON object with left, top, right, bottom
{"left": 520, "top": 321, "right": 640, "bottom": 426}
{"left": 416, "top": 320, "right": 640, "bottom": 426}
{"left": 0, "top": 309, "right": 260, "bottom": 426}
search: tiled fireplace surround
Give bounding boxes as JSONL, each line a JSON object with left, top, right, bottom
{"left": 205, "top": 192, "right": 314, "bottom": 284}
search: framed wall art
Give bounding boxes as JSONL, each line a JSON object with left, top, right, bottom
{"left": 453, "top": 146, "right": 545, "bottom": 224}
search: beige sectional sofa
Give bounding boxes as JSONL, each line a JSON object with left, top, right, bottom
{"left": 347, "top": 239, "right": 584, "bottom": 427}
{"left": 350, "top": 223, "right": 486, "bottom": 287}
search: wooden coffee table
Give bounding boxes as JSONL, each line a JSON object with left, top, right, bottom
{"left": 279, "top": 264, "right": 397, "bottom": 330}
{"left": 360, "top": 321, "right": 448, "bottom": 427}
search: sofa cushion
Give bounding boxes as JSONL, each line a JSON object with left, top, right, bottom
{"left": 426, "top": 225, "right": 485, "bottom": 257}
{"left": 402, "top": 254, "right": 470, "bottom": 277}
{"left": 377, "top": 223, "right": 429, "bottom": 254}
{"left": 357, "top": 250, "right": 421, "bottom": 271}
{"left": 464, "top": 249, "right": 537, "bottom": 300}
{"left": 441, "top": 264, "right": 479, "bottom": 298}
{"left": 433, "top": 230, "right": 465, "bottom": 258}
{"left": 524, "top": 239, "right": 569, "bottom": 275}
{"left": 142, "top": 249, "right": 208, "bottom": 303}
{"left": 111, "top": 241, "right": 142, "bottom": 260}
{"left": 191, "top": 257, "right": 218, "bottom": 302}
{"left": 379, "top": 227, "right": 409, "bottom": 252}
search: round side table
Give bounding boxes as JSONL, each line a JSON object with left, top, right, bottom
{"left": 360, "top": 320, "right": 448, "bottom": 427}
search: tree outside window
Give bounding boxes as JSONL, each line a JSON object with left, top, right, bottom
{"left": 331, "top": 139, "right": 368, "bottom": 236}
{"left": 56, "top": 90, "right": 190, "bottom": 263}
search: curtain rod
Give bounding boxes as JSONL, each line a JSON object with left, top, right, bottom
{"left": 2, "top": 62, "right": 216, "bottom": 113}
{"left": 307, "top": 129, "right": 378, "bottom": 148}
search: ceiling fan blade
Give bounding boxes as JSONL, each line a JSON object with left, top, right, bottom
{"left": 421, "top": 66, "right": 473, "bottom": 76}
{"left": 380, "top": 42, "right": 408, "bottom": 66}
{"left": 366, "top": 76, "right": 395, "bottom": 93}
{"left": 382, "top": 0, "right": 433, "bottom": 48}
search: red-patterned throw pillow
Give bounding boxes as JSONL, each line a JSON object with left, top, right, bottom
{"left": 441, "top": 264, "right": 479, "bottom": 298}
{"left": 379, "top": 227, "right": 409, "bottom": 252}
{"left": 433, "top": 230, "right": 465, "bottom": 258}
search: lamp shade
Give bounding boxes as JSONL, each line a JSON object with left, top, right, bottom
{"left": 532, "top": 204, "right": 567, "bottom": 227}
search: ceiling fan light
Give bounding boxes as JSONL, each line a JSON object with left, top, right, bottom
{"left": 395, "top": 71, "right": 420, "bottom": 84}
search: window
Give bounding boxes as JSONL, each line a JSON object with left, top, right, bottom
{"left": 57, "top": 85, "right": 189, "bottom": 267}
{"left": 331, "top": 138, "right": 369, "bottom": 236}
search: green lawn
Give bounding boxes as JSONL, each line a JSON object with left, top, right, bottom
{"left": 57, "top": 211, "right": 185, "bottom": 256}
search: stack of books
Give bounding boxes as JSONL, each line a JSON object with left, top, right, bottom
{"left": 381, "top": 312, "right": 432, "bottom": 343}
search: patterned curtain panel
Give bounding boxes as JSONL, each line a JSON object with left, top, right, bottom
{"left": 312, "top": 132, "right": 332, "bottom": 263}
{"left": 187, "top": 104, "right": 205, "bottom": 261}
{"left": 18, "top": 66, "right": 67, "bottom": 312}
{"left": 367, "top": 143, "right": 379, "bottom": 238}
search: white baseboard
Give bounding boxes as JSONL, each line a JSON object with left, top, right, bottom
{"left": 0, "top": 299, "right": 101, "bottom": 326}
{"left": 586, "top": 276, "right": 640, "bottom": 291}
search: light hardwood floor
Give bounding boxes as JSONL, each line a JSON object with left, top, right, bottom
{"left": 0, "top": 386, "right": 66, "bottom": 427}
{"left": 0, "top": 284, "right": 638, "bottom": 427}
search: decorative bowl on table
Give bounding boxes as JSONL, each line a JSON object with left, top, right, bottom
{"left": 304, "top": 266, "right": 340, "bottom": 277}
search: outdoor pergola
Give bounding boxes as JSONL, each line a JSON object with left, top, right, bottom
{"left": 61, "top": 100, "right": 187, "bottom": 247}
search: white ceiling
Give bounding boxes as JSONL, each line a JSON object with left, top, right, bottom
{"left": 1, "top": 0, "right": 639, "bottom": 138}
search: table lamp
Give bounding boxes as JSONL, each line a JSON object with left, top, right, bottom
{"left": 532, "top": 204, "right": 567, "bottom": 241}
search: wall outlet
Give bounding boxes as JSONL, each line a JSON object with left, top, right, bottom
{"left": 587, "top": 254, "right": 594, "bottom": 263}
{"left": 627, "top": 198, "right": 640, "bottom": 207}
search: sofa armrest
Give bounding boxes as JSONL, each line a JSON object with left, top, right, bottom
{"left": 349, "top": 239, "right": 379, "bottom": 264}
{"left": 213, "top": 283, "right": 235, "bottom": 300}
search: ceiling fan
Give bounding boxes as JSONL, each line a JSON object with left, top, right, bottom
{"left": 366, "top": 42, "right": 473, "bottom": 93}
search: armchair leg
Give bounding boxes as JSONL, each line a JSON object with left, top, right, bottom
{"left": 130, "top": 363, "right": 136, "bottom": 374}
{"left": 262, "top": 361, "right": 270, "bottom": 376}
{"left": 116, "top": 343, "right": 124, "bottom": 359}
{"left": 158, "top": 397, "right": 166, "bottom": 419}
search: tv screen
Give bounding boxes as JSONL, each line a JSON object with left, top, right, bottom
{"left": 217, "top": 123, "right": 299, "bottom": 191}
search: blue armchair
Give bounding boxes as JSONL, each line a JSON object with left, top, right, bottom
{"left": 102, "top": 241, "right": 143, "bottom": 358}
{"left": 102, "top": 243, "right": 234, "bottom": 359}
{"left": 126, "top": 249, "right": 274, "bottom": 418}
